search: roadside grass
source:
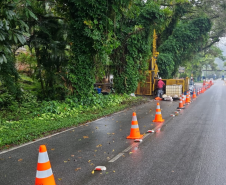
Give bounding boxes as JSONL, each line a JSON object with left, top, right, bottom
{"left": 0, "top": 95, "right": 147, "bottom": 150}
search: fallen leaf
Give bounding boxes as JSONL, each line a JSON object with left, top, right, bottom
{"left": 64, "top": 161, "right": 67, "bottom": 163}
{"left": 88, "top": 160, "right": 91, "bottom": 163}
{"left": 113, "top": 170, "right": 115, "bottom": 173}
{"left": 72, "top": 130, "right": 75, "bottom": 132}
{"left": 8, "top": 157, "right": 11, "bottom": 159}
{"left": 94, "top": 150, "right": 97, "bottom": 152}
{"left": 143, "top": 126, "right": 146, "bottom": 127}
{"left": 107, "top": 133, "right": 111, "bottom": 135}
{"left": 83, "top": 136, "right": 89, "bottom": 139}
{"left": 78, "top": 150, "right": 82, "bottom": 152}
{"left": 18, "top": 159, "right": 23, "bottom": 162}
{"left": 112, "top": 149, "right": 114, "bottom": 152}
{"left": 58, "top": 178, "right": 62, "bottom": 181}
{"left": 68, "top": 158, "right": 70, "bottom": 161}
{"left": 90, "top": 163, "right": 94, "bottom": 166}
{"left": 106, "top": 172, "right": 109, "bottom": 174}
{"left": 96, "top": 144, "right": 102, "bottom": 148}
{"left": 92, "top": 170, "right": 95, "bottom": 174}
{"left": 71, "top": 155, "right": 75, "bottom": 157}
{"left": 107, "top": 157, "right": 110, "bottom": 160}
{"left": 75, "top": 167, "right": 81, "bottom": 171}
{"left": 51, "top": 148, "right": 55, "bottom": 151}
{"left": 96, "top": 127, "right": 98, "bottom": 129}
{"left": 129, "top": 152, "right": 133, "bottom": 155}
{"left": 112, "top": 133, "right": 115, "bottom": 135}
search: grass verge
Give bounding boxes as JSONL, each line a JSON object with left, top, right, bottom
{"left": 0, "top": 96, "right": 147, "bottom": 150}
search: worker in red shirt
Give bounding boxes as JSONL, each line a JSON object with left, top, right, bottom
{"left": 157, "top": 77, "right": 165, "bottom": 98}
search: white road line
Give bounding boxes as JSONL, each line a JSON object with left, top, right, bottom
{"left": 0, "top": 125, "right": 80, "bottom": 155}
{"left": 122, "top": 143, "right": 137, "bottom": 153}
{"left": 108, "top": 153, "right": 124, "bottom": 162}
{"left": 109, "top": 133, "right": 153, "bottom": 163}
{"left": 142, "top": 133, "right": 150, "bottom": 139}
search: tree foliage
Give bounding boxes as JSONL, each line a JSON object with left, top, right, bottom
{"left": 1, "top": 0, "right": 226, "bottom": 102}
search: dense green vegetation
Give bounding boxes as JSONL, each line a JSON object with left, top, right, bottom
{"left": 1, "top": 0, "right": 226, "bottom": 147}
{"left": 0, "top": 93, "right": 145, "bottom": 148}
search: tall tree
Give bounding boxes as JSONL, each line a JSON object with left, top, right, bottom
{"left": 0, "top": 0, "right": 32, "bottom": 96}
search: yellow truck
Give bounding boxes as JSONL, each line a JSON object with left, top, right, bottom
{"left": 135, "top": 30, "right": 189, "bottom": 96}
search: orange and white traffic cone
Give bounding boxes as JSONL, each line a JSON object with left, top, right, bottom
{"left": 127, "top": 112, "right": 143, "bottom": 139}
{"left": 177, "top": 96, "right": 185, "bottom": 109}
{"left": 192, "top": 89, "right": 196, "bottom": 99}
{"left": 185, "top": 93, "right": 190, "bottom": 104}
{"left": 153, "top": 103, "right": 165, "bottom": 123}
{"left": 35, "top": 145, "right": 56, "bottom": 185}
{"left": 188, "top": 91, "right": 191, "bottom": 102}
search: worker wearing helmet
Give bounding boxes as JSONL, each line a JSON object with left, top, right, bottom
{"left": 157, "top": 77, "right": 165, "bottom": 98}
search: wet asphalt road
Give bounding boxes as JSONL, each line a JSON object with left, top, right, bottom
{"left": 0, "top": 79, "right": 225, "bottom": 185}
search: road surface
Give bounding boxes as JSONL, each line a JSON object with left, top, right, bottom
{"left": 0, "top": 79, "right": 225, "bottom": 185}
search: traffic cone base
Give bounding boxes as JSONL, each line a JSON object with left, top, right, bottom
{"left": 155, "top": 97, "right": 163, "bottom": 100}
{"left": 127, "top": 112, "right": 143, "bottom": 139}
{"left": 153, "top": 119, "right": 165, "bottom": 123}
{"left": 177, "top": 107, "right": 185, "bottom": 109}
{"left": 35, "top": 174, "right": 55, "bottom": 185}
{"left": 127, "top": 133, "right": 143, "bottom": 139}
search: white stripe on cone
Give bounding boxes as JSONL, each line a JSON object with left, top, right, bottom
{"left": 38, "top": 151, "right": 49, "bottom": 163}
{"left": 36, "top": 168, "right": 53, "bottom": 178}
{"left": 131, "top": 125, "right": 139, "bottom": 128}
{"left": 132, "top": 116, "right": 137, "bottom": 121}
